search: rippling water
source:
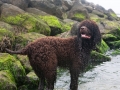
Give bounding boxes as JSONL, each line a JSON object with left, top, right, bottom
{"left": 55, "top": 53, "right": 120, "bottom": 90}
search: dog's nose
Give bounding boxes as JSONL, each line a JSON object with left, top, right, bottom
{"left": 80, "top": 26, "right": 87, "bottom": 30}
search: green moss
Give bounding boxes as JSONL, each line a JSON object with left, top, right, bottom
{"left": 0, "top": 70, "right": 17, "bottom": 90}
{"left": 2, "top": 15, "right": 25, "bottom": 25}
{"left": 110, "top": 28, "right": 120, "bottom": 39}
{"left": 39, "top": 15, "right": 71, "bottom": 35}
{"left": 102, "top": 34, "right": 117, "bottom": 41}
{"left": 91, "top": 51, "right": 111, "bottom": 62}
{"left": 0, "top": 28, "right": 14, "bottom": 41}
{"left": 14, "top": 32, "right": 46, "bottom": 48}
{"left": 0, "top": 53, "right": 26, "bottom": 85}
{"left": 2, "top": 13, "right": 51, "bottom": 36}
{"left": 39, "top": 15, "right": 62, "bottom": 28}
{"left": 74, "top": 13, "right": 85, "bottom": 20}
{"left": 111, "top": 49, "right": 120, "bottom": 56}
{"left": 61, "top": 23, "right": 71, "bottom": 32}
{"left": 97, "top": 39, "right": 110, "bottom": 53}
{"left": 108, "top": 40, "right": 120, "bottom": 49}
{"left": 14, "top": 35, "right": 28, "bottom": 48}
{"left": 110, "top": 13, "right": 117, "bottom": 18}
{"left": 91, "top": 17, "right": 101, "bottom": 22}
{"left": 17, "top": 55, "right": 32, "bottom": 73}
{"left": 25, "top": 71, "right": 39, "bottom": 90}
{"left": 103, "top": 20, "right": 120, "bottom": 30}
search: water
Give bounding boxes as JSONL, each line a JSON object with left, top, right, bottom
{"left": 55, "top": 53, "right": 120, "bottom": 90}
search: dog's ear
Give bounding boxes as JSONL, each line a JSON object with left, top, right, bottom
{"left": 93, "top": 24, "right": 101, "bottom": 46}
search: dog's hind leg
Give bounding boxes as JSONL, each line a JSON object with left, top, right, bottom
{"left": 45, "top": 55, "right": 57, "bottom": 90}
{"left": 38, "top": 76, "right": 45, "bottom": 90}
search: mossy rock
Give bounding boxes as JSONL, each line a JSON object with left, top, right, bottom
{"left": 85, "top": 51, "right": 111, "bottom": 71}
{"left": 73, "top": 12, "right": 86, "bottom": 21}
{"left": 111, "top": 49, "right": 120, "bottom": 56}
{"left": 24, "top": 71, "right": 39, "bottom": 90}
{"left": 0, "top": 28, "right": 14, "bottom": 41}
{"left": 0, "top": 21, "right": 13, "bottom": 31}
{"left": 14, "top": 32, "right": 46, "bottom": 49}
{"left": 108, "top": 40, "right": 120, "bottom": 49}
{"left": 91, "top": 51, "right": 111, "bottom": 63}
{"left": 97, "top": 39, "right": 110, "bottom": 53}
{"left": 109, "top": 28, "right": 120, "bottom": 39}
{"left": 0, "top": 70, "right": 17, "bottom": 90}
{"left": 89, "top": 13, "right": 105, "bottom": 22}
{"left": 1, "top": 13, "right": 51, "bottom": 36}
{"left": 17, "top": 55, "right": 32, "bottom": 73}
{"left": 102, "top": 20, "right": 120, "bottom": 31}
{"left": 102, "top": 34, "right": 118, "bottom": 42}
{"left": 39, "top": 15, "right": 71, "bottom": 35}
{"left": 109, "top": 12, "right": 118, "bottom": 19}
{"left": 0, "top": 28, "right": 15, "bottom": 52}
{"left": 0, "top": 53, "right": 26, "bottom": 85}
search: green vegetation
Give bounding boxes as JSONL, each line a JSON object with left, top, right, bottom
{"left": 0, "top": 28, "right": 14, "bottom": 41}
{"left": 0, "top": 70, "right": 17, "bottom": 90}
{"left": 111, "top": 49, "right": 120, "bottom": 56}
{"left": 74, "top": 12, "right": 85, "bottom": 20}
{"left": 102, "top": 34, "right": 117, "bottom": 41}
{"left": 91, "top": 51, "right": 111, "bottom": 62}
{"left": 97, "top": 39, "right": 110, "bottom": 53}
{"left": 39, "top": 15, "right": 62, "bottom": 28}
{"left": 0, "top": 53, "right": 26, "bottom": 85}
{"left": 1, "top": 13, "right": 51, "bottom": 36}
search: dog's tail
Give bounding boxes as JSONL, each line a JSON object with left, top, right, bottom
{"left": 5, "top": 48, "right": 28, "bottom": 55}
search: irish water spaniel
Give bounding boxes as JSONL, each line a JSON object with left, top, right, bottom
{"left": 5, "top": 20, "right": 101, "bottom": 90}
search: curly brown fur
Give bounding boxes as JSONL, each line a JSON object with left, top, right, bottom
{"left": 5, "top": 20, "right": 101, "bottom": 90}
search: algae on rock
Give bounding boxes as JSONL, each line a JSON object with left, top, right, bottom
{"left": 0, "top": 70, "right": 17, "bottom": 90}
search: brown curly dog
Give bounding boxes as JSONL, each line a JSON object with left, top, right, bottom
{"left": 5, "top": 20, "right": 101, "bottom": 90}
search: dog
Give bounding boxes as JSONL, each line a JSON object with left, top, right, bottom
{"left": 5, "top": 20, "right": 101, "bottom": 90}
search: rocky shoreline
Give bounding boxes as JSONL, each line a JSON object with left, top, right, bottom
{"left": 0, "top": 0, "right": 120, "bottom": 89}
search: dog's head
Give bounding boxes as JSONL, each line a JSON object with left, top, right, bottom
{"left": 77, "top": 20, "right": 101, "bottom": 49}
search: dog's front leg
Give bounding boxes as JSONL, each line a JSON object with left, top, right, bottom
{"left": 69, "top": 67, "right": 80, "bottom": 90}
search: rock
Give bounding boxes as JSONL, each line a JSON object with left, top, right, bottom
{"left": 0, "top": 53, "right": 26, "bottom": 85}
{"left": 0, "top": 21, "right": 13, "bottom": 31}
{"left": 91, "top": 51, "right": 111, "bottom": 63}
{"left": 0, "top": 0, "right": 29, "bottom": 10}
{"left": 92, "top": 10, "right": 104, "bottom": 17}
{"left": 26, "top": 8, "right": 49, "bottom": 15}
{"left": 63, "top": 18, "right": 78, "bottom": 25}
{"left": 70, "top": 22, "right": 79, "bottom": 36}
{"left": 108, "top": 40, "right": 120, "bottom": 49}
{"left": 111, "top": 49, "right": 120, "bottom": 56}
{"left": 1, "top": 3, "right": 25, "bottom": 17}
{"left": 101, "top": 20, "right": 120, "bottom": 31}
{"left": 97, "top": 39, "right": 110, "bottom": 53}
{"left": 95, "top": 4, "right": 107, "bottom": 14}
{"left": 0, "top": 1, "right": 3, "bottom": 7}
{"left": 0, "top": 70, "right": 17, "bottom": 90}
{"left": 17, "top": 55, "right": 32, "bottom": 73}
{"left": 0, "top": 28, "right": 14, "bottom": 52}
{"left": 84, "top": 6, "right": 93, "bottom": 13}
{"left": 1, "top": 13, "right": 51, "bottom": 36}
{"left": 106, "top": 9, "right": 118, "bottom": 21}
{"left": 68, "top": 0, "right": 89, "bottom": 21}
{"left": 24, "top": 71, "right": 39, "bottom": 90}
{"left": 39, "top": 15, "right": 71, "bottom": 36}
{"left": 102, "top": 34, "right": 118, "bottom": 42}
{"left": 14, "top": 32, "right": 46, "bottom": 50}
{"left": 62, "top": 0, "right": 73, "bottom": 11}
{"left": 29, "top": 0, "right": 65, "bottom": 19}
